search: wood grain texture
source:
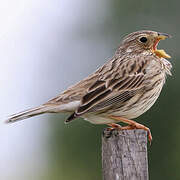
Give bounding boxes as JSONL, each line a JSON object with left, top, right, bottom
{"left": 102, "top": 129, "right": 149, "bottom": 180}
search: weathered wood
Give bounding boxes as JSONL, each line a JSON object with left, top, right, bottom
{"left": 102, "top": 129, "right": 148, "bottom": 180}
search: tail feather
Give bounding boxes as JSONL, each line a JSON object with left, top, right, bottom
{"left": 5, "top": 105, "right": 49, "bottom": 123}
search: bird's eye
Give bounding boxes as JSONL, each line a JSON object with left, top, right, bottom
{"left": 139, "top": 37, "right": 148, "bottom": 43}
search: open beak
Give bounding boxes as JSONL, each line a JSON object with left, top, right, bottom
{"left": 152, "top": 32, "right": 171, "bottom": 59}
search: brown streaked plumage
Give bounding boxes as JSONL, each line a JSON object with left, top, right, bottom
{"left": 6, "top": 30, "right": 172, "bottom": 143}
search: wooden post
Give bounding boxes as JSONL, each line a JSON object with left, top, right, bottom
{"left": 102, "top": 129, "right": 149, "bottom": 180}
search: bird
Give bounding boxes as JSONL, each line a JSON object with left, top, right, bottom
{"left": 6, "top": 30, "right": 172, "bottom": 143}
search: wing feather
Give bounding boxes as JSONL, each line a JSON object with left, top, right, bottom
{"left": 65, "top": 56, "right": 153, "bottom": 122}
{"left": 76, "top": 74, "right": 144, "bottom": 115}
{"left": 64, "top": 56, "right": 155, "bottom": 122}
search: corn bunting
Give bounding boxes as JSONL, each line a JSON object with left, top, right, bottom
{"left": 6, "top": 30, "right": 172, "bottom": 143}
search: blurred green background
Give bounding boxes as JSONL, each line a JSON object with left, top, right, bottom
{"left": 0, "top": 0, "right": 180, "bottom": 179}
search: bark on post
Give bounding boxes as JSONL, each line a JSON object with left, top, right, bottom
{"left": 102, "top": 129, "right": 149, "bottom": 180}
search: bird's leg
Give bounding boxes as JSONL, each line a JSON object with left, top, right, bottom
{"left": 107, "top": 123, "right": 139, "bottom": 131}
{"left": 106, "top": 123, "right": 121, "bottom": 132}
{"left": 107, "top": 123, "right": 121, "bottom": 129}
{"left": 108, "top": 115, "right": 152, "bottom": 144}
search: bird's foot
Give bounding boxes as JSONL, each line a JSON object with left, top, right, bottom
{"left": 108, "top": 116, "right": 152, "bottom": 145}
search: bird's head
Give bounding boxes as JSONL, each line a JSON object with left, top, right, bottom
{"left": 119, "top": 30, "right": 171, "bottom": 59}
